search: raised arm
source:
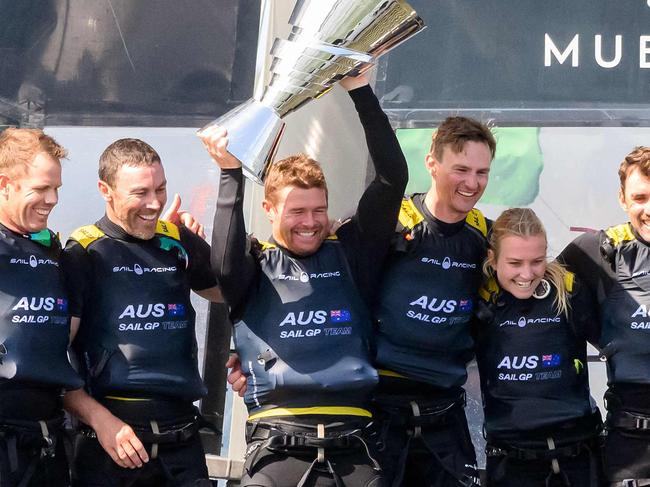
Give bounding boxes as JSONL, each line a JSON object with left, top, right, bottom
{"left": 342, "top": 76, "right": 408, "bottom": 242}
{"left": 200, "top": 128, "right": 258, "bottom": 315}
{"left": 336, "top": 76, "right": 408, "bottom": 301}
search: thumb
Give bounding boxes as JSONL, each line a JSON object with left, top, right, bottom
{"left": 162, "top": 193, "right": 182, "bottom": 222}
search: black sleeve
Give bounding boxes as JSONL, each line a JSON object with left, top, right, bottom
{"left": 180, "top": 225, "right": 218, "bottom": 292}
{"left": 60, "top": 240, "right": 92, "bottom": 318}
{"left": 337, "top": 85, "right": 409, "bottom": 301}
{"left": 210, "top": 167, "right": 258, "bottom": 314}
{"left": 558, "top": 231, "right": 613, "bottom": 304}
{"left": 568, "top": 277, "right": 601, "bottom": 346}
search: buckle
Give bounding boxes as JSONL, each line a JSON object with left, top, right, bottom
{"left": 635, "top": 417, "right": 650, "bottom": 430}
{"left": 622, "top": 480, "right": 638, "bottom": 487}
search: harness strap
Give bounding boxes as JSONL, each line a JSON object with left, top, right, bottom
{"left": 611, "top": 410, "right": 650, "bottom": 432}
{"left": 246, "top": 423, "right": 380, "bottom": 487}
{"left": 389, "top": 401, "right": 476, "bottom": 487}
{"left": 0, "top": 418, "right": 60, "bottom": 487}
{"left": 410, "top": 401, "right": 422, "bottom": 439}
{"left": 609, "top": 481, "right": 650, "bottom": 487}
{"left": 547, "top": 437, "right": 561, "bottom": 475}
{"left": 150, "top": 420, "right": 159, "bottom": 460}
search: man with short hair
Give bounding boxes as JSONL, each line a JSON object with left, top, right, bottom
{"left": 226, "top": 115, "right": 498, "bottom": 486}
{"left": 559, "top": 146, "right": 650, "bottom": 485}
{"left": 371, "top": 117, "right": 495, "bottom": 487}
{"left": 202, "top": 75, "right": 408, "bottom": 486}
{"left": 0, "top": 128, "right": 83, "bottom": 486}
{"left": 62, "top": 138, "right": 222, "bottom": 486}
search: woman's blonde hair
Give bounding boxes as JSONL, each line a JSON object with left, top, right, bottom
{"left": 484, "top": 207, "right": 570, "bottom": 317}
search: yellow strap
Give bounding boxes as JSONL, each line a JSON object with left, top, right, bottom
{"left": 247, "top": 406, "right": 372, "bottom": 421}
{"left": 478, "top": 276, "right": 500, "bottom": 303}
{"left": 70, "top": 225, "right": 105, "bottom": 249}
{"left": 155, "top": 220, "right": 180, "bottom": 241}
{"left": 564, "top": 271, "right": 575, "bottom": 293}
{"left": 465, "top": 208, "right": 488, "bottom": 237}
{"left": 104, "top": 395, "right": 152, "bottom": 402}
{"left": 259, "top": 240, "right": 277, "bottom": 251}
{"left": 378, "top": 369, "right": 408, "bottom": 379}
{"left": 398, "top": 198, "right": 425, "bottom": 231}
{"left": 325, "top": 234, "right": 338, "bottom": 240}
{"left": 605, "top": 223, "right": 635, "bottom": 247}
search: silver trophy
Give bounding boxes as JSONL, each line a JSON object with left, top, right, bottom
{"left": 199, "top": 0, "right": 425, "bottom": 183}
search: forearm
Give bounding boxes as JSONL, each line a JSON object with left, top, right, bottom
{"left": 63, "top": 388, "right": 115, "bottom": 430}
{"left": 211, "top": 168, "right": 257, "bottom": 310}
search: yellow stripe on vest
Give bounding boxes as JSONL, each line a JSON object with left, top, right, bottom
{"left": 398, "top": 198, "right": 425, "bottom": 231}
{"left": 104, "top": 395, "right": 152, "bottom": 402}
{"left": 465, "top": 209, "right": 488, "bottom": 237}
{"left": 378, "top": 369, "right": 408, "bottom": 379}
{"left": 155, "top": 220, "right": 180, "bottom": 241}
{"left": 605, "top": 223, "right": 635, "bottom": 247}
{"left": 70, "top": 225, "right": 105, "bottom": 249}
{"left": 247, "top": 406, "right": 372, "bottom": 421}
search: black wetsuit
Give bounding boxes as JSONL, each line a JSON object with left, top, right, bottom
{"left": 0, "top": 224, "right": 83, "bottom": 487}
{"left": 474, "top": 275, "right": 602, "bottom": 487}
{"left": 560, "top": 224, "right": 650, "bottom": 484}
{"left": 211, "top": 85, "right": 408, "bottom": 487}
{"left": 62, "top": 217, "right": 216, "bottom": 487}
{"left": 372, "top": 195, "right": 488, "bottom": 487}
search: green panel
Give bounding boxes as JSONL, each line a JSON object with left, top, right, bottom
{"left": 395, "top": 127, "right": 543, "bottom": 206}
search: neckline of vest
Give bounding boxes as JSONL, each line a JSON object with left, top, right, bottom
{"left": 411, "top": 193, "right": 467, "bottom": 236}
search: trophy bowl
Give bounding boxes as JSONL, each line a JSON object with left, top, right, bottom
{"left": 199, "top": 0, "right": 425, "bottom": 184}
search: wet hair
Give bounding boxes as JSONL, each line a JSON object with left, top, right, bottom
{"left": 430, "top": 116, "right": 497, "bottom": 161}
{"left": 618, "top": 146, "right": 650, "bottom": 192}
{"left": 484, "top": 207, "right": 570, "bottom": 317}
{"left": 264, "top": 153, "right": 328, "bottom": 204}
{"left": 0, "top": 128, "right": 66, "bottom": 177}
{"left": 99, "top": 138, "right": 161, "bottom": 187}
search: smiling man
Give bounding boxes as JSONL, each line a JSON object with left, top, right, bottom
{"left": 371, "top": 117, "right": 495, "bottom": 487}
{"left": 202, "top": 75, "right": 408, "bottom": 487}
{"left": 559, "top": 146, "right": 650, "bottom": 485}
{"left": 0, "top": 128, "right": 83, "bottom": 487}
{"left": 61, "top": 138, "right": 221, "bottom": 486}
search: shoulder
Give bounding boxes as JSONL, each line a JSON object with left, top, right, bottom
{"left": 68, "top": 224, "right": 106, "bottom": 250}
{"left": 465, "top": 208, "right": 489, "bottom": 239}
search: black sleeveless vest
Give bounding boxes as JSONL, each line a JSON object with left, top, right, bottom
{"left": 599, "top": 223, "right": 650, "bottom": 387}
{"left": 374, "top": 196, "right": 488, "bottom": 389}
{"left": 70, "top": 221, "right": 206, "bottom": 400}
{"left": 476, "top": 274, "right": 595, "bottom": 440}
{"left": 235, "top": 238, "right": 377, "bottom": 416}
{"left": 0, "top": 226, "right": 82, "bottom": 390}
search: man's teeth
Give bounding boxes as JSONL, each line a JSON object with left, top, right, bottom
{"left": 458, "top": 190, "right": 476, "bottom": 197}
{"left": 34, "top": 209, "right": 50, "bottom": 216}
{"left": 297, "top": 231, "right": 317, "bottom": 237}
{"left": 139, "top": 214, "right": 157, "bottom": 221}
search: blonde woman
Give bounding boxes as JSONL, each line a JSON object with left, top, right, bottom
{"left": 474, "top": 208, "right": 603, "bottom": 486}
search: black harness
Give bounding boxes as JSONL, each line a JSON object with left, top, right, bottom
{"left": 0, "top": 416, "right": 63, "bottom": 487}
{"left": 245, "top": 420, "right": 380, "bottom": 487}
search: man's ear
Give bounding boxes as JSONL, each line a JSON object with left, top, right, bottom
{"left": 262, "top": 199, "right": 276, "bottom": 222}
{"left": 0, "top": 174, "right": 10, "bottom": 198}
{"left": 97, "top": 180, "right": 113, "bottom": 203}
{"left": 618, "top": 188, "right": 627, "bottom": 211}
{"left": 425, "top": 152, "right": 438, "bottom": 177}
